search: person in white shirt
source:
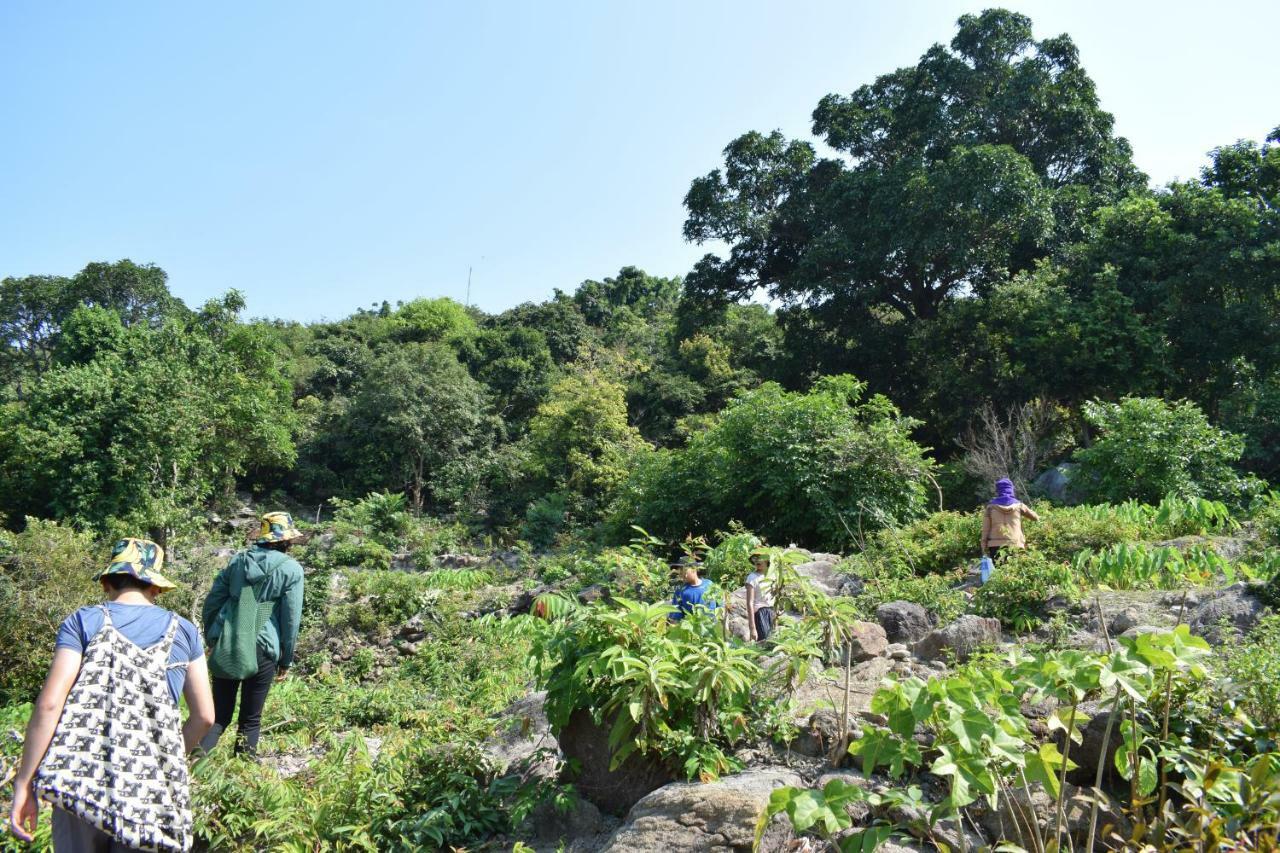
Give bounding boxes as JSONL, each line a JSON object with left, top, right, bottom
{"left": 744, "top": 548, "right": 776, "bottom": 642}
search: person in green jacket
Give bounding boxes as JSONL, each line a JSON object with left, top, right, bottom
{"left": 198, "top": 512, "right": 305, "bottom": 757}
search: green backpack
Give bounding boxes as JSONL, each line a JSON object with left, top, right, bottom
{"left": 209, "top": 552, "right": 278, "bottom": 680}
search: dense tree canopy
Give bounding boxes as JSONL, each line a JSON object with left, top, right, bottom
{"left": 0, "top": 11, "right": 1275, "bottom": 541}
{"left": 684, "top": 9, "right": 1144, "bottom": 323}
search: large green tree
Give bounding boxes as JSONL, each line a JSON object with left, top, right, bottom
{"left": 0, "top": 294, "right": 294, "bottom": 540}
{"left": 341, "top": 343, "right": 492, "bottom": 512}
{"left": 613, "top": 375, "right": 933, "bottom": 549}
{"left": 683, "top": 9, "right": 1143, "bottom": 323}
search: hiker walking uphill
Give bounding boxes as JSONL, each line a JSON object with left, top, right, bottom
{"left": 200, "top": 512, "right": 304, "bottom": 758}
{"left": 8, "top": 538, "right": 214, "bottom": 852}
{"left": 980, "top": 478, "right": 1040, "bottom": 560}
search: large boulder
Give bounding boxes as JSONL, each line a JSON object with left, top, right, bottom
{"left": 876, "top": 601, "right": 933, "bottom": 644}
{"left": 913, "top": 616, "right": 1002, "bottom": 662}
{"left": 559, "top": 708, "right": 674, "bottom": 816}
{"left": 483, "top": 691, "right": 558, "bottom": 777}
{"left": 792, "top": 560, "right": 845, "bottom": 597}
{"left": 599, "top": 768, "right": 803, "bottom": 852}
{"left": 1188, "top": 583, "right": 1267, "bottom": 644}
{"left": 1032, "top": 463, "right": 1081, "bottom": 503}
{"left": 846, "top": 621, "right": 888, "bottom": 661}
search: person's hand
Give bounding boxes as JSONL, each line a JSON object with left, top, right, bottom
{"left": 275, "top": 668, "right": 289, "bottom": 683}
{"left": 9, "top": 780, "right": 37, "bottom": 842}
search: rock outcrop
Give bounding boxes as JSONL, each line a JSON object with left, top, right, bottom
{"left": 875, "top": 601, "right": 933, "bottom": 644}
{"left": 559, "top": 708, "right": 674, "bottom": 816}
{"left": 599, "top": 768, "right": 803, "bottom": 852}
{"left": 1188, "top": 583, "right": 1266, "bottom": 644}
{"left": 913, "top": 615, "right": 1002, "bottom": 662}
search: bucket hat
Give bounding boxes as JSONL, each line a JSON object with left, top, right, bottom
{"left": 95, "top": 537, "right": 176, "bottom": 591}
{"left": 255, "top": 511, "right": 304, "bottom": 544}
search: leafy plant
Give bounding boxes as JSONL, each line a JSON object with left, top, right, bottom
{"left": 534, "top": 598, "right": 763, "bottom": 781}
{"left": 1071, "top": 542, "right": 1235, "bottom": 590}
{"left": 1073, "top": 397, "right": 1262, "bottom": 507}
{"left": 971, "top": 550, "right": 1077, "bottom": 631}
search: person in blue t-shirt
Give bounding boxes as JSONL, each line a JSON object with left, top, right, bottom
{"left": 8, "top": 538, "right": 215, "bottom": 851}
{"left": 669, "top": 558, "right": 718, "bottom": 621}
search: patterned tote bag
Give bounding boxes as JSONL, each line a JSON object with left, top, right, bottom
{"left": 34, "top": 606, "right": 193, "bottom": 852}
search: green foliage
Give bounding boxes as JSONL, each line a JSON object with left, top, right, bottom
{"left": 1221, "top": 615, "right": 1280, "bottom": 732}
{"left": 340, "top": 342, "right": 492, "bottom": 512}
{"left": 1071, "top": 542, "right": 1236, "bottom": 590}
{"left": 0, "top": 298, "right": 295, "bottom": 537}
{"left": 535, "top": 599, "right": 761, "bottom": 781}
{"left": 521, "top": 492, "right": 569, "bottom": 551}
{"left": 765, "top": 628, "right": 1280, "bottom": 851}
{"left": 971, "top": 551, "right": 1077, "bottom": 631}
{"left": 686, "top": 10, "right": 1140, "bottom": 326}
{"left": 328, "top": 570, "right": 439, "bottom": 632}
{"left": 330, "top": 492, "right": 411, "bottom": 548}
{"left": 521, "top": 370, "right": 649, "bottom": 527}
{"left": 0, "top": 520, "right": 100, "bottom": 703}
{"left": 850, "top": 511, "right": 980, "bottom": 577}
{"left": 852, "top": 570, "right": 966, "bottom": 627}
{"left": 615, "top": 375, "right": 933, "bottom": 550}
{"left": 1074, "top": 397, "right": 1260, "bottom": 506}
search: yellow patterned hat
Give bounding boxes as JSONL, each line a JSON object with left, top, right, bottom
{"left": 256, "top": 511, "right": 303, "bottom": 544}
{"left": 96, "top": 538, "right": 176, "bottom": 591}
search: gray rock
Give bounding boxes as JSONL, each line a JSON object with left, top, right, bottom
{"left": 794, "top": 709, "right": 861, "bottom": 759}
{"left": 559, "top": 708, "right": 674, "bottom": 816}
{"left": 876, "top": 601, "right": 934, "bottom": 644}
{"left": 576, "top": 584, "right": 611, "bottom": 606}
{"left": 1109, "top": 607, "right": 1141, "bottom": 635}
{"left": 886, "top": 643, "right": 910, "bottom": 660}
{"left": 1189, "top": 584, "right": 1266, "bottom": 644}
{"left": 792, "top": 560, "right": 845, "bottom": 597}
{"left": 599, "top": 768, "right": 803, "bottom": 852}
{"left": 483, "top": 691, "right": 559, "bottom": 776}
{"left": 979, "top": 780, "right": 1129, "bottom": 850}
{"left": 1064, "top": 706, "right": 1122, "bottom": 787}
{"left": 913, "top": 615, "right": 1002, "bottom": 662}
{"left": 531, "top": 797, "right": 605, "bottom": 843}
{"left": 1033, "top": 463, "right": 1081, "bottom": 503}
{"left": 847, "top": 621, "right": 888, "bottom": 661}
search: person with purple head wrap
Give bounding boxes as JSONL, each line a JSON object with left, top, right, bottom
{"left": 980, "top": 478, "right": 1039, "bottom": 559}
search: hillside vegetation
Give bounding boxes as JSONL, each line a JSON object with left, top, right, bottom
{"left": 2, "top": 8, "right": 1279, "bottom": 852}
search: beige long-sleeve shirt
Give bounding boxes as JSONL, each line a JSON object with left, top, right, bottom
{"left": 981, "top": 502, "right": 1040, "bottom": 551}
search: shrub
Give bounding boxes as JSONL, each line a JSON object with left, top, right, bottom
{"left": 328, "top": 570, "right": 439, "bottom": 632}
{"left": 521, "top": 492, "right": 568, "bottom": 551}
{"left": 611, "top": 375, "right": 934, "bottom": 551}
{"left": 1025, "top": 504, "right": 1144, "bottom": 562}
{"left": 853, "top": 571, "right": 966, "bottom": 626}
{"left": 971, "top": 551, "right": 1076, "bottom": 631}
{"left": 535, "top": 599, "right": 762, "bottom": 781}
{"left": 1073, "top": 397, "right": 1261, "bottom": 506}
{"left": 1221, "top": 615, "right": 1280, "bottom": 733}
{"left": 331, "top": 491, "right": 412, "bottom": 548}
{"left": 853, "top": 511, "right": 980, "bottom": 577}
{"left": 1070, "top": 542, "right": 1235, "bottom": 590}
{"left": 0, "top": 520, "right": 101, "bottom": 704}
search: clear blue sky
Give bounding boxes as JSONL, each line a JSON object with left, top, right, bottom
{"left": 3, "top": 1, "right": 1277, "bottom": 322}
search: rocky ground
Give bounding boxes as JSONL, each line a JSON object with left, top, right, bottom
{"left": 471, "top": 548, "right": 1271, "bottom": 852}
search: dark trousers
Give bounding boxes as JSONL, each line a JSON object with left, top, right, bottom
{"left": 200, "top": 653, "right": 276, "bottom": 756}
{"left": 753, "top": 607, "right": 776, "bottom": 642}
{"left": 52, "top": 808, "right": 146, "bottom": 852}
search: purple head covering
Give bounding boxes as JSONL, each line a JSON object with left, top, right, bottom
{"left": 990, "top": 478, "right": 1018, "bottom": 506}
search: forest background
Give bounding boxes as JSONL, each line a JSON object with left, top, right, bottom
{"left": 0, "top": 7, "right": 1277, "bottom": 553}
